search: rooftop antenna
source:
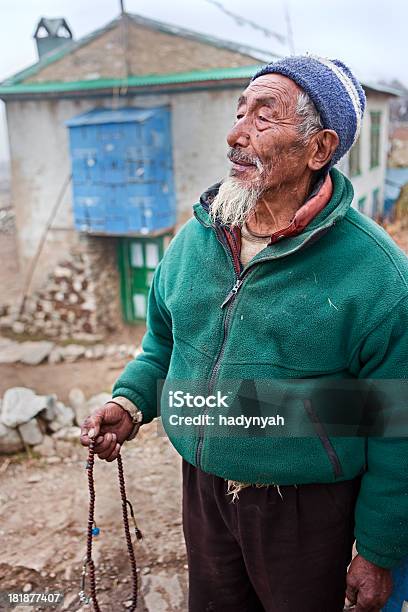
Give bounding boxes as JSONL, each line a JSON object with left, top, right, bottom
{"left": 115, "top": 0, "right": 130, "bottom": 100}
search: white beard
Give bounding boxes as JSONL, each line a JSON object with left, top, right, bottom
{"left": 209, "top": 177, "right": 262, "bottom": 227}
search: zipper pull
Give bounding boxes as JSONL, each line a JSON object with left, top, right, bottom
{"left": 221, "top": 278, "right": 243, "bottom": 308}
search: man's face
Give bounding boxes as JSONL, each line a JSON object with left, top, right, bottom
{"left": 210, "top": 73, "right": 313, "bottom": 226}
{"left": 226, "top": 73, "right": 309, "bottom": 189}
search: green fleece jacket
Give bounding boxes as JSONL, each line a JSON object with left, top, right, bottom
{"left": 113, "top": 168, "right": 408, "bottom": 569}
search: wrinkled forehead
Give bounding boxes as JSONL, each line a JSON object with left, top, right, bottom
{"left": 239, "top": 73, "right": 303, "bottom": 109}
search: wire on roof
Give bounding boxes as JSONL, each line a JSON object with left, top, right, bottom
{"left": 204, "top": 0, "right": 286, "bottom": 44}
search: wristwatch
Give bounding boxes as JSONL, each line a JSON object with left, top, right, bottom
{"left": 107, "top": 397, "right": 143, "bottom": 441}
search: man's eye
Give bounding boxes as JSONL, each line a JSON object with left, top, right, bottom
{"left": 236, "top": 114, "right": 244, "bottom": 120}
{"left": 258, "top": 115, "right": 268, "bottom": 122}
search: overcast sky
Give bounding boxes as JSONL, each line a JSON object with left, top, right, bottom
{"left": 0, "top": 0, "right": 407, "bottom": 162}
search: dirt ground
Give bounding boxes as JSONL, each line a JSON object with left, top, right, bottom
{"left": 0, "top": 421, "right": 188, "bottom": 612}
{"left": 0, "top": 189, "right": 189, "bottom": 611}
{"left": 0, "top": 322, "right": 187, "bottom": 611}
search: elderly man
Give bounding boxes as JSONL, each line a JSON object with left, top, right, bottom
{"left": 81, "top": 56, "right": 408, "bottom": 611}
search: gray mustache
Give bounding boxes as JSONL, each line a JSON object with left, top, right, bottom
{"left": 227, "top": 147, "right": 263, "bottom": 170}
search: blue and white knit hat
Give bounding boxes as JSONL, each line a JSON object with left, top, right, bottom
{"left": 252, "top": 55, "right": 366, "bottom": 167}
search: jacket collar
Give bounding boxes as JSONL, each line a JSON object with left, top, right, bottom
{"left": 193, "top": 168, "right": 354, "bottom": 258}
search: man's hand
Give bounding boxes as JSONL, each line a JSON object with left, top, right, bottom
{"left": 80, "top": 402, "right": 136, "bottom": 462}
{"left": 346, "top": 554, "right": 393, "bottom": 611}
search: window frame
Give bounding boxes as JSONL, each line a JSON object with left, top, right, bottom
{"left": 349, "top": 136, "right": 361, "bottom": 177}
{"left": 370, "top": 111, "right": 382, "bottom": 169}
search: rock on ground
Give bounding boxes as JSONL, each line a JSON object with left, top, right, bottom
{"left": 1, "top": 387, "right": 55, "bottom": 428}
{"left": 86, "top": 392, "right": 112, "bottom": 415}
{"left": 0, "top": 339, "right": 24, "bottom": 364}
{"left": 48, "top": 402, "right": 74, "bottom": 433}
{"left": 68, "top": 388, "right": 88, "bottom": 426}
{"left": 19, "top": 341, "right": 54, "bottom": 365}
{"left": 53, "top": 426, "right": 81, "bottom": 442}
{"left": 0, "top": 422, "right": 24, "bottom": 454}
{"left": 0, "top": 339, "right": 54, "bottom": 365}
{"left": 18, "top": 418, "right": 43, "bottom": 446}
{"left": 62, "top": 344, "right": 86, "bottom": 363}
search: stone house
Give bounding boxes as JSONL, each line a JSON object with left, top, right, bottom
{"left": 0, "top": 13, "right": 396, "bottom": 337}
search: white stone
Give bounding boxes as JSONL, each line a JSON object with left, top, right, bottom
{"left": 18, "top": 418, "right": 44, "bottom": 446}
{"left": 84, "top": 344, "right": 105, "bottom": 360}
{"left": 19, "top": 341, "right": 55, "bottom": 365}
{"left": 37, "top": 394, "right": 58, "bottom": 422}
{"left": 0, "top": 422, "right": 24, "bottom": 454}
{"left": 54, "top": 266, "right": 72, "bottom": 278}
{"left": 59, "top": 281, "right": 69, "bottom": 293}
{"left": 0, "top": 339, "right": 24, "bottom": 363}
{"left": 73, "top": 280, "right": 83, "bottom": 292}
{"left": 41, "top": 301, "right": 53, "bottom": 313}
{"left": 1, "top": 388, "right": 55, "bottom": 428}
{"left": 72, "top": 333, "right": 103, "bottom": 343}
{"left": 62, "top": 344, "right": 85, "bottom": 362}
{"left": 82, "top": 300, "right": 96, "bottom": 312}
{"left": 68, "top": 388, "right": 85, "bottom": 411}
{"left": 66, "top": 311, "right": 76, "bottom": 323}
{"left": 0, "top": 316, "right": 16, "bottom": 329}
{"left": 68, "top": 388, "right": 88, "bottom": 426}
{"left": 52, "top": 426, "right": 81, "bottom": 441}
{"left": 86, "top": 393, "right": 112, "bottom": 413}
{"left": 68, "top": 293, "right": 79, "bottom": 304}
{"left": 24, "top": 299, "right": 37, "bottom": 314}
{"left": 48, "top": 347, "right": 64, "bottom": 364}
{"left": 8, "top": 303, "right": 20, "bottom": 317}
{"left": 49, "top": 401, "right": 74, "bottom": 432}
{"left": 12, "top": 321, "right": 25, "bottom": 334}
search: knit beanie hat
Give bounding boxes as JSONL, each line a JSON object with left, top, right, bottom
{"left": 252, "top": 55, "right": 366, "bottom": 167}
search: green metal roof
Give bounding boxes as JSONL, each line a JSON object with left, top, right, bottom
{"left": 0, "top": 64, "right": 262, "bottom": 97}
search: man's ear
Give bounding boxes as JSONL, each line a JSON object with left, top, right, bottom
{"left": 307, "top": 129, "right": 339, "bottom": 171}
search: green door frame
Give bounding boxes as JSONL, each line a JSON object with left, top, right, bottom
{"left": 118, "top": 233, "right": 172, "bottom": 323}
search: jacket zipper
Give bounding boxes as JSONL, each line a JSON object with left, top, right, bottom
{"left": 195, "top": 226, "right": 242, "bottom": 467}
{"left": 194, "top": 223, "right": 334, "bottom": 469}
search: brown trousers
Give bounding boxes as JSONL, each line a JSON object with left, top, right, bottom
{"left": 182, "top": 459, "right": 361, "bottom": 612}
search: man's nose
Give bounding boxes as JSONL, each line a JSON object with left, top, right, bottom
{"left": 227, "top": 120, "right": 250, "bottom": 148}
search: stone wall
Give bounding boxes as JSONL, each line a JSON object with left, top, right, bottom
{"left": 0, "top": 234, "right": 122, "bottom": 340}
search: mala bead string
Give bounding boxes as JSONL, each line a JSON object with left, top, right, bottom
{"left": 80, "top": 440, "right": 142, "bottom": 611}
